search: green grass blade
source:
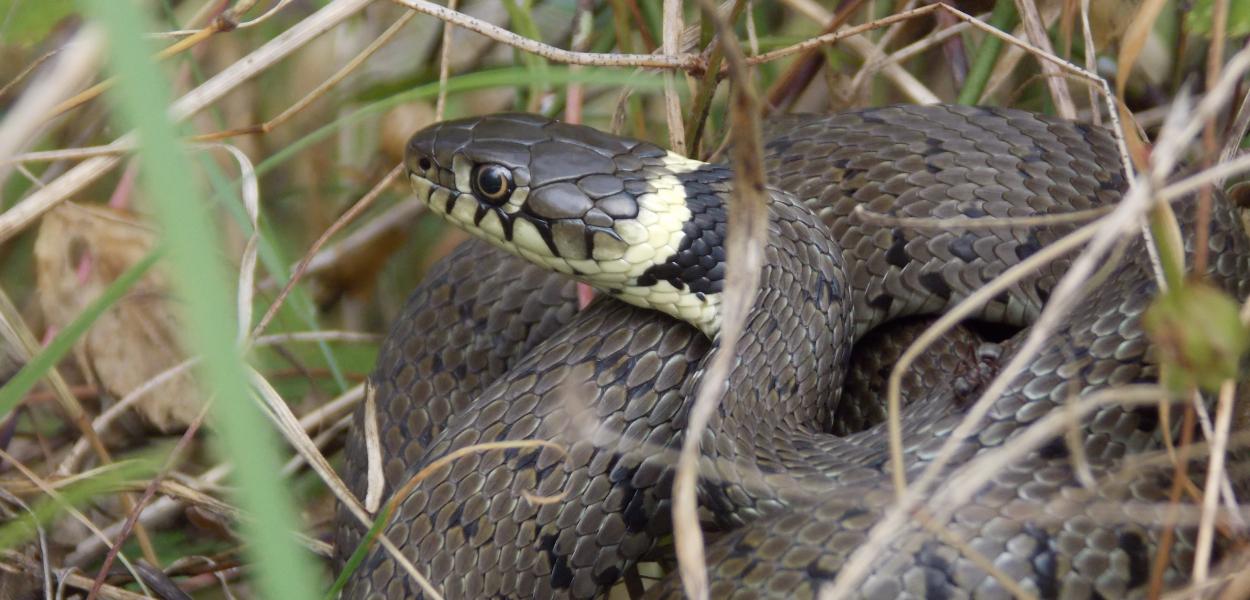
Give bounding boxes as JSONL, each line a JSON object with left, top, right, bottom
{"left": 79, "top": 1, "right": 322, "bottom": 597}
{"left": 957, "top": 0, "right": 1017, "bottom": 106}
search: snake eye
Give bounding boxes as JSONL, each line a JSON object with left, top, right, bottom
{"left": 471, "top": 164, "right": 513, "bottom": 205}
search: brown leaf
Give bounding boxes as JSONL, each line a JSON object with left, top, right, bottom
{"left": 34, "top": 202, "right": 201, "bottom": 432}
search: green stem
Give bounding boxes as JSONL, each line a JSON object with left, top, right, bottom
{"left": 957, "top": 0, "right": 1017, "bottom": 106}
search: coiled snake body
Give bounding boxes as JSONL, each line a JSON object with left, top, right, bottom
{"left": 335, "top": 105, "right": 1250, "bottom": 599}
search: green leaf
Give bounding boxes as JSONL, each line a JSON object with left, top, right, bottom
{"left": 1144, "top": 281, "right": 1250, "bottom": 393}
{"left": 0, "top": 0, "right": 77, "bottom": 46}
{"left": 1185, "top": 0, "right": 1250, "bottom": 38}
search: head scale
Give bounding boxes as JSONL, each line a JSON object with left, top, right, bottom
{"left": 405, "top": 114, "right": 728, "bottom": 336}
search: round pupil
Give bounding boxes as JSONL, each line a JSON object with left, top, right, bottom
{"left": 478, "top": 167, "right": 505, "bottom": 196}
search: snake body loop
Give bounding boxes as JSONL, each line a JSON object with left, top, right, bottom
{"left": 335, "top": 105, "right": 1250, "bottom": 599}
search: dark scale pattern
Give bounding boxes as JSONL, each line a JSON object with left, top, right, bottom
{"left": 636, "top": 168, "right": 728, "bottom": 294}
{"left": 342, "top": 105, "right": 1250, "bottom": 599}
{"left": 334, "top": 242, "right": 580, "bottom": 571}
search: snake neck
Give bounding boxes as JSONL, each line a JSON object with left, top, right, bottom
{"left": 590, "top": 157, "right": 732, "bottom": 338}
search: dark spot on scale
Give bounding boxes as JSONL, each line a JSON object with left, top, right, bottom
{"left": 806, "top": 561, "right": 837, "bottom": 580}
{"left": 868, "top": 294, "right": 893, "bottom": 310}
{"left": 765, "top": 138, "right": 794, "bottom": 154}
{"left": 1015, "top": 233, "right": 1043, "bottom": 261}
{"left": 595, "top": 566, "right": 621, "bottom": 585}
{"left": 622, "top": 491, "right": 650, "bottom": 533}
{"left": 1024, "top": 524, "right": 1060, "bottom": 598}
{"left": 924, "top": 570, "right": 953, "bottom": 600}
{"left": 1035, "top": 284, "right": 1051, "bottom": 305}
{"left": 550, "top": 557, "right": 574, "bottom": 589}
{"left": 1134, "top": 406, "right": 1159, "bottom": 431}
{"left": 513, "top": 449, "right": 539, "bottom": 470}
{"left": 1119, "top": 532, "right": 1150, "bottom": 589}
{"left": 948, "top": 233, "right": 979, "bottom": 263}
{"left": 446, "top": 504, "right": 465, "bottom": 528}
{"left": 1039, "top": 437, "right": 1069, "bottom": 459}
{"left": 886, "top": 230, "right": 910, "bottom": 268}
{"left": 918, "top": 271, "right": 952, "bottom": 300}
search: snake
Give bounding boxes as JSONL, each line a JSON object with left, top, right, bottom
{"left": 333, "top": 104, "right": 1250, "bottom": 599}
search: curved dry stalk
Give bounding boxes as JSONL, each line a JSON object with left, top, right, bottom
{"left": 672, "top": 3, "right": 767, "bottom": 598}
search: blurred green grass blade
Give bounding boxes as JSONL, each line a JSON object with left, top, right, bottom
{"left": 80, "top": 1, "right": 322, "bottom": 598}
{"left": 957, "top": 0, "right": 1017, "bottom": 106}
{"left": 0, "top": 0, "right": 77, "bottom": 45}
{"left": 0, "top": 249, "right": 161, "bottom": 418}
{"left": 501, "top": 0, "right": 550, "bottom": 110}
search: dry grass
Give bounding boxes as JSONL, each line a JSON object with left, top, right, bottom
{"left": 0, "top": 0, "right": 1249, "bottom": 598}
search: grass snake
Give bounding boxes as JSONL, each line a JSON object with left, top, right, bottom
{"left": 333, "top": 104, "right": 1250, "bottom": 599}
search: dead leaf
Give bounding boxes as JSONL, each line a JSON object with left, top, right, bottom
{"left": 34, "top": 202, "right": 201, "bottom": 432}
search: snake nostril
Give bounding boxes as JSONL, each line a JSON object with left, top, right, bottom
{"left": 418, "top": 157, "right": 433, "bottom": 171}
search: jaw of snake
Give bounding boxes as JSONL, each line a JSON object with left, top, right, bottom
{"left": 404, "top": 113, "right": 730, "bottom": 336}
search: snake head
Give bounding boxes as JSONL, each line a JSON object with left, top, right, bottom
{"left": 405, "top": 114, "right": 728, "bottom": 336}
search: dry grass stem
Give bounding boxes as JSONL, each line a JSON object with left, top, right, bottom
{"left": 0, "top": 448, "right": 152, "bottom": 595}
{"left": 1013, "top": 0, "right": 1075, "bottom": 117}
{"left": 5, "top": 1, "right": 1248, "bottom": 597}
{"left": 0, "top": 0, "right": 375, "bottom": 244}
{"left": 852, "top": 203, "right": 1113, "bottom": 228}
{"left": 661, "top": 0, "right": 687, "bottom": 155}
{"left": 672, "top": 3, "right": 767, "bottom": 598}
{"left": 1193, "top": 381, "right": 1238, "bottom": 583}
{"left": 0, "top": 26, "right": 104, "bottom": 187}
{"left": 250, "top": 162, "right": 404, "bottom": 339}
{"left": 388, "top": 0, "right": 702, "bottom": 70}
